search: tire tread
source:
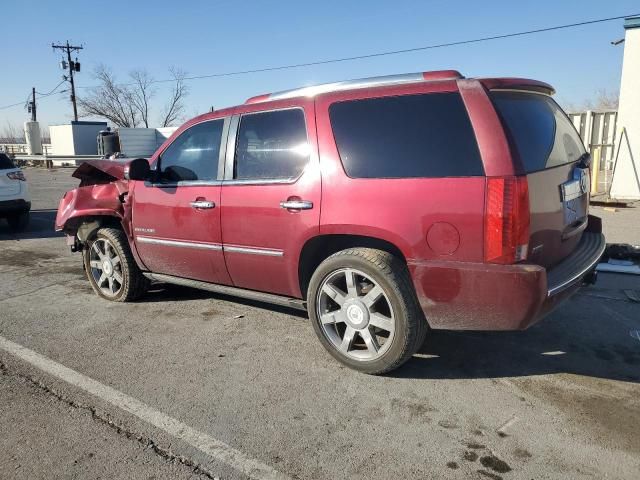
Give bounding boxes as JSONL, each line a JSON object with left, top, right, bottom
{"left": 85, "top": 227, "right": 149, "bottom": 302}
{"left": 309, "top": 247, "right": 428, "bottom": 374}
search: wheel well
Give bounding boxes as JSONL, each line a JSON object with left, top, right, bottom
{"left": 298, "top": 234, "right": 406, "bottom": 297}
{"left": 67, "top": 215, "right": 122, "bottom": 243}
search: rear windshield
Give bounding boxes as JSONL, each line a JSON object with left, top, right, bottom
{"left": 0, "top": 153, "right": 16, "bottom": 169}
{"left": 490, "top": 91, "right": 585, "bottom": 173}
{"left": 329, "top": 92, "right": 484, "bottom": 178}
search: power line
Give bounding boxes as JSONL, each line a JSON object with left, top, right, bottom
{"left": 134, "top": 12, "right": 640, "bottom": 86}
{"left": 0, "top": 99, "right": 29, "bottom": 111}
{"left": 36, "top": 79, "right": 67, "bottom": 97}
{"left": 0, "top": 12, "right": 637, "bottom": 110}
{"left": 0, "top": 81, "right": 67, "bottom": 111}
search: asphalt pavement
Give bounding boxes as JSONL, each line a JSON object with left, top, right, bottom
{"left": 0, "top": 167, "right": 639, "bottom": 480}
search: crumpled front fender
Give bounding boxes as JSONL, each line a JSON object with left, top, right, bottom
{"left": 55, "top": 182, "right": 126, "bottom": 233}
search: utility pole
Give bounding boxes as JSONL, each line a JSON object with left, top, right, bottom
{"left": 29, "top": 87, "right": 36, "bottom": 121}
{"left": 52, "top": 41, "right": 83, "bottom": 121}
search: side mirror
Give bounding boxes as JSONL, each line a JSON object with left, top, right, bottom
{"left": 125, "top": 158, "right": 151, "bottom": 181}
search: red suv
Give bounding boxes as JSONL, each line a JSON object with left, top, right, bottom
{"left": 56, "top": 70, "right": 605, "bottom": 374}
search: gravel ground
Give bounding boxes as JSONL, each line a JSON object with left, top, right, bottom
{"left": 0, "top": 167, "right": 638, "bottom": 480}
{"left": 591, "top": 204, "right": 640, "bottom": 245}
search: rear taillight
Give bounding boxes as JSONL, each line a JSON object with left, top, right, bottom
{"left": 484, "top": 176, "right": 530, "bottom": 264}
{"left": 7, "top": 171, "right": 26, "bottom": 181}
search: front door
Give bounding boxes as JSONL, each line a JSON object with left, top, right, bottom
{"left": 131, "top": 118, "right": 232, "bottom": 285}
{"left": 220, "top": 105, "right": 321, "bottom": 297}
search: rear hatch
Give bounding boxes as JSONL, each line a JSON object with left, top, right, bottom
{"left": 0, "top": 154, "right": 21, "bottom": 197}
{"left": 490, "top": 90, "right": 589, "bottom": 268}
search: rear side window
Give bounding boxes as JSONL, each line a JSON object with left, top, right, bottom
{"left": 159, "top": 120, "right": 224, "bottom": 182}
{"left": 329, "top": 92, "right": 483, "bottom": 178}
{"left": 0, "top": 153, "right": 16, "bottom": 169}
{"left": 234, "top": 109, "right": 309, "bottom": 180}
{"left": 490, "top": 91, "right": 585, "bottom": 173}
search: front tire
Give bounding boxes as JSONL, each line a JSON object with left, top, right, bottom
{"left": 307, "top": 248, "right": 427, "bottom": 375}
{"left": 83, "top": 228, "right": 149, "bottom": 302}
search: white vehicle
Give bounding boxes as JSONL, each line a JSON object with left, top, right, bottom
{"left": 0, "top": 153, "right": 30, "bottom": 231}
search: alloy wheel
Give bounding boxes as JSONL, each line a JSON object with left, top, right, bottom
{"left": 316, "top": 268, "right": 396, "bottom": 361}
{"left": 88, "top": 238, "right": 124, "bottom": 298}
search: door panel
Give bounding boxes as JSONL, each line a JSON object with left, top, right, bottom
{"left": 130, "top": 118, "right": 231, "bottom": 285}
{"left": 221, "top": 181, "right": 320, "bottom": 296}
{"left": 220, "top": 104, "right": 320, "bottom": 297}
{"left": 131, "top": 183, "right": 231, "bottom": 284}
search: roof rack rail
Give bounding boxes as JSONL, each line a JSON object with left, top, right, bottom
{"left": 245, "top": 70, "right": 464, "bottom": 104}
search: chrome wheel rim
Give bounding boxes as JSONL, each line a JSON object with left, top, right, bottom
{"left": 89, "top": 238, "right": 123, "bottom": 297}
{"left": 317, "top": 268, "right": 395, "bottom": 361}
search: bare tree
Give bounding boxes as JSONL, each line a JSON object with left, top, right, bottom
{"left": 566, "top": 89, "right": 620, "bottom": 113}
{"left": 586, "top": 89, "right": 619, "bottom": 110}
{"left": 78, "top": 65, "right": 140, "bottom": 127}
{"left": 129, "top": 70, "right": 156, "bottom": 128}
{"left": 78, "top": 65, "right": 189, "bottom": 128}
{"left": 160, "top": 67, "right": 189, "bottom": 127}
{"left": 0, "top": 121, "right": 25, "bottom": 143}
{"left": 41, "top": 126, "right": 51, "bottom": 144}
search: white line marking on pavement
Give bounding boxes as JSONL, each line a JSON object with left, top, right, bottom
{"left": 0, "top": 335, "right": 289, "bottom": 480}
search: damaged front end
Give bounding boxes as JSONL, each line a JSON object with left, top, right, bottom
{"left": 55, "top": 159, "right": 138, "bottom": 251}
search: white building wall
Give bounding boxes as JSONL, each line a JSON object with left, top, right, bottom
{"left": 49, "top": 125, "right": 75, "bottom": 155}
{"left": 610, "top": 17, "right": 640, "bottom": 200}
{"left": 49, "top": 122, "right": 106, "bottom": 155}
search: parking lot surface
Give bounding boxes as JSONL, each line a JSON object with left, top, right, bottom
{"left": 1, "top": 167, "right": 639, "bottom": 479}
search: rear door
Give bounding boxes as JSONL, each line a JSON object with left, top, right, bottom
{"left": 131, "top": 118, "right": 232, "bottom": 285}
{"left": 490, "top": 91, "right": 589, "bottom": 268}
{"left": 220, "top": 103, "right": 321, "bottom": 297}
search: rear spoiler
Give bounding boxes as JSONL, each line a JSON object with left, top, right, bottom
{"left": 479, "top": 78, "right": 555, "bottom": 95}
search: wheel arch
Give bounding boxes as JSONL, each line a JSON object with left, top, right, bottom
{"left": 63, "top": 213, "right": 124, "bottom": 244}
{"left": 298, "top": 234, "right": 407, "bottom": 298}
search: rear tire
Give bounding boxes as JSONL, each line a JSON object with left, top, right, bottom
{"left": 307, "top": 248, "right": 427, "bottom": 375}
{"left": 7, "top": 210, "right": 29, "bottom": 232}
{"left": 83, "top": 227, "right": 149, "bottom": 302}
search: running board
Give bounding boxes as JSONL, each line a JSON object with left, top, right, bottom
{"left": 143, "top": 273, "right": 308, "bottom": 311}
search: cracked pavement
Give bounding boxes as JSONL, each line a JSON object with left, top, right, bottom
{"left": 0, "top": 361, "right": 214, "bottom": 480}
{"left": 0, "top": 168, "right": 639, "bottom": 479}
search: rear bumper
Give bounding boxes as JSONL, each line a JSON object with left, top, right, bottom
{"left": 546, "top": 230, "right": 605, "bottom": 296}
{"left": 0, "top": 199, "right": 31, "bottom": 216}
{"left": 409, "top": 217, "right": 605, "bottom": 331}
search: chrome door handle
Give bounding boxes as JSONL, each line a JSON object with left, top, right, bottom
{"left": 190, "top": 200, "right": 216, "bottom": 209}
{"left": 280, "top": 200, "right": 313, "bottom": 210}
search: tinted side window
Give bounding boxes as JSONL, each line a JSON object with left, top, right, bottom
{"left": 159, "top": 120, "right": 224, "bottom": 182}
{"left": 490, "top": 91, "right": 585, "bottom": 173}
{"left": 235, "top": 109, "right": 309, "bottom": 180}
{"left": 0, "top": 153, "right": 16, "bottom": 169}
{"left": 329, "top": 93, "right": 483, "bottom": 178}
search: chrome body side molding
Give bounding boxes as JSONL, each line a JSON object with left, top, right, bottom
{"left": 223, "top": 245, "right": 284, "bottom": 257}
{"left": 136, "top": 236, "right": 223, "bottom": 251}
{"left": 136, "top": 236, "right": 284, "bottom": 257}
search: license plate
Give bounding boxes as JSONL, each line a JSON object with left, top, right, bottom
{"left": 561, "top": 167, "right": 589, "bottom": 226}
{"left": 563, "top": 194, "right": 587, "bottom": 225}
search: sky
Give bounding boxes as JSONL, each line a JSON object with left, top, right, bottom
{"left": 0, "top": 0, "right": 637, "bottom": 133}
